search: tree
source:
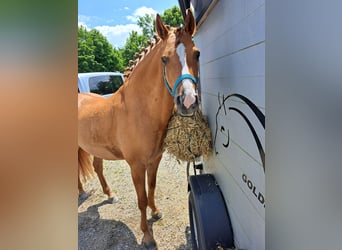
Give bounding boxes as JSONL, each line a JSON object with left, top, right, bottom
{"left": 78, "top": 26, "right": 124, "bottom": 73}
{"left": 161, "top": 6, "right": 184, "bottom": 28}
{"left": 121, "top": 6, "right": 184, "bottom": 68}
{"left": 137, "top": 14, "right": 155, "bottom": 40}
{"left": 121, "top": 31, "right": 149, "bottom": 67}
{"left": 78, "top": 26, "right": 97, "bottom": 72}
{"left": 136, "top": 6, "right": 184, "bottom": 41}
{"left": 78, "top": 6, "right": 185, "bottom": 73}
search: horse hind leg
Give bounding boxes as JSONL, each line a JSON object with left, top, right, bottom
{"left": 93, "top": 157, "right": 118, "bottom": 203}
{"left": 78, "top": 147, "right": 93, "bottom": 199}
{"left": 78, "top": 175, "right": 88, "bottom": 199}
{"left": 147, "top": 155, "right": 163, "bottom": 221}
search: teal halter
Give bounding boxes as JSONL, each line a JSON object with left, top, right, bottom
{"left": 162, "top": 63, "right": 198, "bottom": 96}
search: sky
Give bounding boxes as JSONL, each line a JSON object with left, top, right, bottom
{"left": 78, "top": 0, "right": 180, "bottom": 48}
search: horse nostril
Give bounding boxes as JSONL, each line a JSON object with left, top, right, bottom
{"left": 175, "top": 95, "right": 182, "bottom": 106}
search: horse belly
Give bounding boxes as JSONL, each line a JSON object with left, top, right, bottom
{"left": 78, "top": 119, "right": 123, "bottom": 160}
{"left": 79, "top": 143, "right": 123, "bottom": 161}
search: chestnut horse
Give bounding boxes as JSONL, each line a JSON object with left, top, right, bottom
{"left": 78, "top": 10, "right": 199, "bottom": 249}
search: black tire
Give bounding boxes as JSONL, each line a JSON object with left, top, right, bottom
{"left": 188, "top": 191, "right": 201, "bottom": 249}
{"left": 188, "top": 174, "right": 234, "bottom": 250}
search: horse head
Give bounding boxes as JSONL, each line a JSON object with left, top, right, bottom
{"left": 156, "top": 9, "right": 200, "bottom": 117}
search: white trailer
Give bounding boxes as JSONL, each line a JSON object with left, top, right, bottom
{"left": 179, "top": 1, "right": 265, "bottom": 249}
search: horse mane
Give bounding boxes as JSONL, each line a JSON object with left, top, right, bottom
{"left": 123, "top": 34, "right": 161, "bottom": 80}
{"left": 123, "top": 26, "right": 182, "bottom": 80}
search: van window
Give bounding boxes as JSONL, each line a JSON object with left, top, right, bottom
{"left": 88, "top": 75, "right": 123, "bottom": 95}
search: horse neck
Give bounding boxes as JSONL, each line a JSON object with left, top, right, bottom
{"left": 119, "top": 42, "right": 175, "bottom": 124}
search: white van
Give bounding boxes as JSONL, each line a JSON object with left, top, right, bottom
{"left": 78, "top": 72, "right": 124, "bottom": 98}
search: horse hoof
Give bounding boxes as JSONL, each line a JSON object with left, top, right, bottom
{"left": 151, "top": 211, "right": 163, "bottom": 221}
{"left": 79, "top": 193, "right": 88, "bottom": 200}
{"left": 143, "top": 241, "right": 158, "bottom": 250}
{"left": 108, "top": 196, "right": 119, "bottom": 204}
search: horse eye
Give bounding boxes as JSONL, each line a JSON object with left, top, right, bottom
{"left": 161, "top": 56, "right": 168, "bottom": 64}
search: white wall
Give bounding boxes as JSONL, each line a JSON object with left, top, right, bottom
{"left": 194, "top": 0, "right": 265, "bottom": 249}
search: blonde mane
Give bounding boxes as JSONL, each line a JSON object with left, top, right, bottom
{"left": 123, "top": 25, "right": 181, "bottom": 80}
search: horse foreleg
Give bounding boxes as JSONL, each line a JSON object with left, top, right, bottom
{"left": 130, "top": 164, "right": 157, "bottom": 249}
{"left": 93, "top": 157, "right": 118, "bottom": 203}
{"left": 147, "top": 155, "right": 163, "bottom": 220}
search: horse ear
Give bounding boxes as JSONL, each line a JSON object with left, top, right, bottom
{"left": 184, "top": 9, "right": 196, "bottom": 35}
{"left": 156, "top": 14, "right": 168, "bottom": 40}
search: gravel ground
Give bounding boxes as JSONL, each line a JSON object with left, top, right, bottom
{"left": 78, "top": 153, "right": 192, "bottom": 250}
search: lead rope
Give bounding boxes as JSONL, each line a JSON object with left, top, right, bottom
{"left": 162, "top": 62, "right": 173, "bottom": 95}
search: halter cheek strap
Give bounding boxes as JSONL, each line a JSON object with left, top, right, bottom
{"left": 162, "top": 64, "right": 198, "bottom": 96}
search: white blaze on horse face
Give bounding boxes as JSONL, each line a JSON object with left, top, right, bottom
{"left": 176, "top": 43, "right": 196, "bottom": 109}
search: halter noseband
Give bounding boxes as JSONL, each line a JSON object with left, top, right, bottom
{"left": 162, "top": 63, "right": 198, "bottom": 96}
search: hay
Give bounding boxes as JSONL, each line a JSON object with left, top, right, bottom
{"left": 164, "top": 110, "right": 212, "bottom": 162}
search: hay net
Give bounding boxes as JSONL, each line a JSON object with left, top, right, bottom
{"left": 164, "top": 110, "right": 212, "bottom": 162}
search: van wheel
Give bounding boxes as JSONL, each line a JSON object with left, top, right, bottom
{"left": 188, "top": 174, "right": 234, "bottom": 250}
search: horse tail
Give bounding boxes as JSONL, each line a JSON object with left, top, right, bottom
{"left": 78, "top": 147, "right": 94, "bottom": 182}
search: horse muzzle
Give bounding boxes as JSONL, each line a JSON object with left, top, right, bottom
{"left": 175, "top": 94, "right": 199, "bottom": 116}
